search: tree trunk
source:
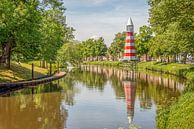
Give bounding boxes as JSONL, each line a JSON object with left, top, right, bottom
{"left": 167, "top": 56, "right": 170, "bottom": 63}
{"left": 181, "top": 54, "right": 187, "bottom": 64}
{"left": 42, "top": 60, "right": 46, "bottom": 68}
{"left": 6, "top": 49, "right": 11, "bottom": 69}
{"left": 46, "top": 61, "right": 48, "bottom": 68}
{"left": 40, "top": 61, "right": 42, "bottom": 67}
{"left": 0, "top": 42, "right": 12, "bottom": 68}
{"left": 173, "top": 55, "right": 176, "bottom": 63}
{"left": 145, "top": 54, "right": 148, "bottom": 62}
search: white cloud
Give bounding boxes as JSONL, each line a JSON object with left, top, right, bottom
{"left": 64, "top": 0, "right": 109, "bottom": 6}
{"left": 64, "top": 0, "right": 149, "bottom": 46}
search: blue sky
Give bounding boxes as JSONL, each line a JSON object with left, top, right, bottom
{"left": 63, "top": 0, "right": 149, "bottom": 46}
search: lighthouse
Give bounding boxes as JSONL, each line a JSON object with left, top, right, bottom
{"left": 123, "top": 17, "right": 137, "bottom": 61}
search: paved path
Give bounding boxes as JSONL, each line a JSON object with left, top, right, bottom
{"left": 0, "top": 72, "right": 66, "bottom": 95}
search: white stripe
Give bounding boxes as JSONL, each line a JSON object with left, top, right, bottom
{"left": 126, "top": 36, "right": 134, "bottom": 40}
{"left": 125, "top": 43, "right": 134, "bottom": 46}
{"left": 124, "top": 50, "right": 136, "bottom": 53}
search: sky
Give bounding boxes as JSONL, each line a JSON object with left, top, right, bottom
{"left": 63, "top": 0, "right": 149, "bottom": 46}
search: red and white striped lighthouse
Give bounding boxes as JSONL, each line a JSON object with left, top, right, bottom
{"left": 123, "top": 17, "right": 137, "bottom": 61}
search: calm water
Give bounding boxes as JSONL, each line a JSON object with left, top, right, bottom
{"left": 0, "top": 65, "right": 185, "bottom": 129}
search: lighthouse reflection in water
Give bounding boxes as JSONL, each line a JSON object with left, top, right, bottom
{"left": 122, "top": 72, "right": 136, "bottom": 126}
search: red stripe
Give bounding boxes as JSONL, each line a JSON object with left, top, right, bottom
{"left": 124, "top": 53, "right": 136, "bottom": 56}
{"left": 125, "top": 46, "right": 135, "bottom": 49}
{"left": 127, "top": 107, "right": 134, "bottom": 109}
{"left": 126, "top": 39, "right": 134, "bottom": 43}
{"left": 126, "top": 32, "right": 133, "bottom": 36}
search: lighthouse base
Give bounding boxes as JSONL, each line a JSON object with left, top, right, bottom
{"left": 124, "top": 56, "right": 137, "bottom": 61}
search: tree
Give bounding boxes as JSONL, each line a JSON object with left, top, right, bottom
{"left": 39, "top": 0, "right": 74, "bottom": 66}
{"left": 108, "top": 32, "right": 125, "bottom": 60}
{"left": 0, "top": 0, "right": 42, "bottom": 68}
{"left": 57, "top": 42, "right": 82, "bottom": 66}
{"left": 94, "top": 37, "right": 107, "bottom": 60}
{"left": 0, "top": 0, "right": 74, "bottom": 68}
{"left": 80, "top": 39, "right": 95, "bottom": 60}
{"left": 80, "top": 37, "right": 107, "bottom": 61}
{"left": 148, "top": 0, "right": 194, "bottom": 63}
{"left": 135, "top": 25, "right": 153, "bottom": 61}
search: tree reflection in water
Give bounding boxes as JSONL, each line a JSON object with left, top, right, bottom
{"left": 0, "top": 92, "right": 67, "bottom": 129}
{"left": 80, "top": 65, "right": 184, "bottom": 127}
{"left": 0, "top": 73, "right": 77, "bottom": 129}
{"left": 80, "top": 65, "right": 182, "bottom": 102}
{"left": 0, "top": 65, "right": 185, "bottom": 129}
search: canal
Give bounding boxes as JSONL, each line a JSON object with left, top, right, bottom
{"left": 0, "top": 65, "right": 185, "bottom": 129}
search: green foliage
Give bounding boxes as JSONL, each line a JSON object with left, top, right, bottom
{"left": 83, "top": 61, "right": 122, "bottom": 67}
{"left": 57, "top": 42, "right": 82, "bottom": 66}
{"left": 148, "top": 0, "right": 194, "bottom": 61}
{"left": 157, "top": 92, "right": 194, "bottom": 129}
{"left": 39, "top": 3, "right": 74, "bottom": 62}
{"left": 0, "top": 0, "right": 42, "bottom": 60}
{"left": 0, "top": 0, "right": 74, "bottom": 66}
{"left": 108, "top": 32, "right": 125, "bottom": 59}
{"left": 80, "top": 37, "right": 107, "bottom": 59}
{"left": 184, "top": 80, "right": 194, "bottom": 93}
{"left": 135, "top": 25, "right": 153, "bottom": 57}
{"left": 0, "top": 62, "right": 47, "bottom": 83}
{"left": 138, "top": 62, "right": 194, "bottom": 79}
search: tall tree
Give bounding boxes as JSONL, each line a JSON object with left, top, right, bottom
{"left": 0, "top": 0, "right": 74, "bottom": 68}
{"left": 94, "top": 37, "right": 107, "bottom": 60}
{"left": 57, "top": 42, "right": 82, "bottom": 66}
{"left": 135, "top": 25, "right": 153, "bottom": 61}
{"left": 80, "top": 37, "right": 107, "bottom": 61}
{"left": 148, "top": 0, "right": 194, "bottom": 63}
{"left": 108, "top": 32, "right": 125, "bottom": 60}
{"left": 0, "top": 0, "right": 42, "bottom": 68}
{"left": 39, "top": 0, "right": 74, "bottom": 65}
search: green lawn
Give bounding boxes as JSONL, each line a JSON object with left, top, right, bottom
{"left": 138, "top": 62, "right": 194, "bottom": 81}
{"left": 0, "top": 62, "right": 48, "bottom": 83}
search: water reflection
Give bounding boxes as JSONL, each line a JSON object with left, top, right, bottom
{"left": 80, "top": 65, "right": 184, "bottom": 128}
{"left": 0, "top": 73, "right": 77, "bottom": 129}
{"left": 0, "top": 92, "right": 67, "bottom": 129}
{"left": 123, "top": 81, "right": 136, "bottom": 125}
{"left": 0, "top": 65, "right": 185, "bottom": 129}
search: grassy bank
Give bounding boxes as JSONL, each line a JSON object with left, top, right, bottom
{"left": 138, "top": 62, "right": 194, "bottom": 81}
{"left": 28, "top": 60, "right": 60, "bottom": 73}
{"left": 157, "top": 92, "right": 194, "bottom": 129}
{"left": 0, "top": 62, "right": 48, "bottom": 83}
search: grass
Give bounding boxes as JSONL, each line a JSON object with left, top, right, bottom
{"left": 138, "top": 62, "right": 194, "bottom": 81}
{"left": 28, "top": 60, "right": 59, "bottom": 73}
{"left": 83, "top": 61, "right": 122, "bottom": 67}
{"left": 157, "top": 92, "right": 194, "bottom": 129}
{"left": 0, "top": 62, "right": 48, "bottom": 83}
